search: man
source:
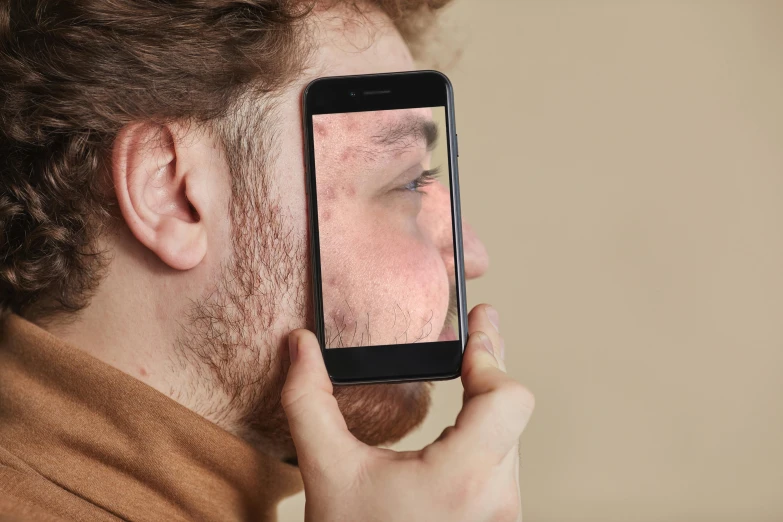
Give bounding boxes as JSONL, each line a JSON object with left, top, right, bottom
{"left": 0, "top": 1, "right": 534, "bottom": 521}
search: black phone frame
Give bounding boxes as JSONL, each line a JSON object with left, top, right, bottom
{"left": 302, "top": 70, "right": 468, "bottom": 385}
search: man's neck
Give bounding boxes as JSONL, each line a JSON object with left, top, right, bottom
{"left": 0, "top": 314, "right": 304, "bottom": 520}
{"left": 40, "top": 233, "right": 243, "bottom": 436}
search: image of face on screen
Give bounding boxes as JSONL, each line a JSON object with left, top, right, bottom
{"left": 313, "top": 107, "right": 457, "bottom": 349}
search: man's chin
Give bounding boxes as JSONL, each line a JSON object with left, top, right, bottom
{"left": 238, "top": 372, "right": 432, "bottom": 461}
{"left": 333, "top": 381, "right": 433, "bottom": 447}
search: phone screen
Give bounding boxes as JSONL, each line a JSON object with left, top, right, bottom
{"left": 311, "top": 105, "right": 460, "bottom": 350}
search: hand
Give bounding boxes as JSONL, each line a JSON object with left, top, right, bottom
{"left": 281, "top": 304, "right": 535, "bottom": 522}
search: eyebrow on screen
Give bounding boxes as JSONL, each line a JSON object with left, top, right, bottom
{"left": 371, "top": 117, "right": 439, "bottom": 152}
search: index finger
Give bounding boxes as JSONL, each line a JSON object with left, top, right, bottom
{"left": 450, "top": 331, "right": 535, "bottom": 462}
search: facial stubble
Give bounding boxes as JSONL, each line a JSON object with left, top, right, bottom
{"left": 172, "top": 142, "right": 432, "bottom": 460}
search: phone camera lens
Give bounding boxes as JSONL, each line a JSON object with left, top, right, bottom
{"left": 349, "top": 91, "right": 357, "bottom": 98}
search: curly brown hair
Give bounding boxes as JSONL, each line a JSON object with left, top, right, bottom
{"left": 0, "top": 0, "right": 450, "bottom": 320}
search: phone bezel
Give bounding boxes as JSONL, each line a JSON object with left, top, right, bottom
{"left": 302, "top": 70, "right": 468, "bottom": 385}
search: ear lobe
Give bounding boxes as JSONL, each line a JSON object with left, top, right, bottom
{"left": 112, "top": 122, "right": 207, "bottom": 271}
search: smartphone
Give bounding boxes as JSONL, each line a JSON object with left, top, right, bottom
{"left": 302, "top": 71, "right": 468, "bottom": 385}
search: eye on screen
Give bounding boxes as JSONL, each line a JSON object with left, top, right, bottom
{"left": 313, "top": 106, "right": 458, "bottom": 349}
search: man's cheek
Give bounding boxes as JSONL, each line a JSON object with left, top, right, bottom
{"left": 377, "top": 245, "right": 450, "bottom": 334}
{"left": 324, "top": 245, "right": 448, "bottom": 345}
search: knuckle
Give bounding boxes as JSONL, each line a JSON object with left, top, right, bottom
{"left": 303, "top": 435, "right": 365, "bottom": 484}
{"left": 420, "top": 454, "right": 487, "bottom": 513}
{"left": 433, "top": 425, "right": 456, "bottom": 444}
{"left": 501, "top": 381, "right": 536, "bottom": 416}
{"left": 280, "top": 385, "right": 331, "bottom": 418}
{"left": 469, "top": 303, "right": 492, "bottom": 321}
{"left": 280, "top": 385, "right": 308, "bottom": 412}
{"left": 446, "top": 465, "right": 492, "bottom": 512}
{"left": 444, "top": 466, "right": 520, "bottom": 522}
{"left": 494, "top": 485, "right": 522, "bottom": 522}
{"left": 422, "top": 454, "right": 521, "bottom": 521}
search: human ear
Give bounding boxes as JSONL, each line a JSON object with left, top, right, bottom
{"left": 112, "top": 121, "right": 207, "bottom": 270}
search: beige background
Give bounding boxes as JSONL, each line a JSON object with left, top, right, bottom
{"left": 280, "top": 1, "right": 783, "bottom": 520}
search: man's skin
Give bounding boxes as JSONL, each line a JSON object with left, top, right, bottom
{"left": 314, "top": 108, "right": 458, "bottom": 348}
{"left": 40, "top": 4, "right": 534, "bottom": 519}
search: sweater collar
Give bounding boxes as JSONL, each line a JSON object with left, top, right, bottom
{"left": 0, "top": 314, "right": 303, "bottom": 521}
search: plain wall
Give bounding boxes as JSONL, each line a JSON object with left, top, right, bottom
{"left": 280, "top": 2, "right": 783, "bottom": 520}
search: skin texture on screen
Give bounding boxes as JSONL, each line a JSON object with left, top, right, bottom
{"left": 313, "top": 107, "right": 458, "bottom": 348}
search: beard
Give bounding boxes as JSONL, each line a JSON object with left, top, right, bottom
{"left": 171, "top": 140, "right": 431, "bottom": 460}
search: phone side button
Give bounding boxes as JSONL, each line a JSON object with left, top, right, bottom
{"left": 455, "top": 133, "right": 459, "bottom": 157}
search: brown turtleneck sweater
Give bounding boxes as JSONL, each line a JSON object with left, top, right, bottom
{"left": 0, "top": 314, "right": 304, "bottom": 521}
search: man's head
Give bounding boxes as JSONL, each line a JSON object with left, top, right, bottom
{"left": 0, "top": 0, "right": 488, "bottom": 459}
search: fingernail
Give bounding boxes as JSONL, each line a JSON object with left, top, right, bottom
{"left": 476, "top": 332, "right": 494, "bottom": 357}
{"left": 499, "top": 338, "right": 506, "bottom": 361}
{"left": 486, "top": 306, "right": 500, "bottom": 332}
{"left": 288, "top": 333, "right": 299, "bottom": 363}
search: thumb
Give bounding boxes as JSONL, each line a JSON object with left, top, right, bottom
{"left": 281, "top": 329, "right": 363, "bottom": 475}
